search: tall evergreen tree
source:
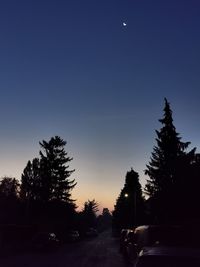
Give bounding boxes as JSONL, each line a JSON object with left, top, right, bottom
{"left": 39, "top": 136, "right": 76, "bottom": 203}
{"left": 20, "top": 136, "right": 76, "bottom": 204}
{"left": 20, "top": 136, "right": 77, "bottom": 227}
{"left": 20, "top": 158, "right": 40, "bottom": 201}
{"left": 112, "top": 168, "right": 144, "bottom": 231}
{"left": 145, "top": 98, "right": 194, "bottom": 222}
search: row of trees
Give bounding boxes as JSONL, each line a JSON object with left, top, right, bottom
{"left": 113, "top": 98, "right": 200, "bottom": 231}
{"left": 2, "top": 98, "right": 198, "bottom": 235}
{"left": 0, "top": 136, "right": 111, "bottom": 237}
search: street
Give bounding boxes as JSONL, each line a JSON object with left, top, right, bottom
{"left": 0, "top": 231, "right": 131, "bottom": 267}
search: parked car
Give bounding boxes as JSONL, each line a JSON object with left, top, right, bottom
{"left": 126, "top": 224, "right": 200, "bottom": 264}
{"left": 125, "top": 230, "right": 137, "bottom": 262}
{"left": 119, "top": 228, "right": 134, "bottom": 254}
{"left": 124, "top": 225, "right": 187, "bottom": 262}
{"left": 31, "top": 232, "right": 59, "bottom": 251}
{"left": 134, "top": 246, "right": 200, "bottom": 267}
{"left": 133, "top": 225, "right": 185, "bottom": 252}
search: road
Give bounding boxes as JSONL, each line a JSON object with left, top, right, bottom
{"left": 0, "top": 231, "right": 131, "bottom": 267}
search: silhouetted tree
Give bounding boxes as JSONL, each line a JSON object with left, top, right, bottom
{"left": 0, "top": 177, "right": 19, "bottom": 198}
{"left": 20, "top": 136, "right": 77, "bottom": 229}
{"left": 20, "top": 158, "right": 41, "bottom": 201}
{"left": 177, "top": 152, "right": 200, "bottom": 222}
{"left": 145, "top": 98, "right": 195, "bottom": 223}
{"left": 97, "top": 208, "right": 112, "bottom": 232}
{"left": 112, "top": 168, "right": 145, "bottom": 232}
{"left": 82, "top": 199, "right": 99, "bottom": 229}
{"left": 102, "top": 208, "right": 111, "bottom": 217}
{"left": 0, "top": 177, "right": 20, "bottom": 223}
{"left": 21, "top": 136, "right": 76, "bottom": 205}
{"left": 39, "top": 136, "right": 76, "bottom": 203}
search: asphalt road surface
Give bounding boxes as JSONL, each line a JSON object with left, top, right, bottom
{"left": 0, "top": 231, "right": 131, "bottom": 267}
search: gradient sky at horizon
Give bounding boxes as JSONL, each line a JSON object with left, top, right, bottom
{"left": 1, "top": 0, "right": 200, "bottom": 212}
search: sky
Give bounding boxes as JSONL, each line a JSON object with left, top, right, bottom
{"left": 0, "top": 0, "right": 200, "bottom": 213}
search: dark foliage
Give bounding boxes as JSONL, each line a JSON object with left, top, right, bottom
{"left": 145, "top": 99, "right": 198, "bottom": 223}
{"left": 77, "top": 199, "right": 99, "bottom": 235}
{"left": 20, "top": 136, "right": 76, "bottom": 204}
{"left": 20, "top": 136, "right": 77, "bottom": 230}
{"left": 20, "top": 158, "right": 41, "bottom": 201}
{"left": 97, "top": 208, "right": 112, "bottom": 232}
{"left": 112, "top": 168, "right": 145, "bottom": 232}
{"left": 0, "top": 177, "right": 20, "bottom": 224}
{"left": 39, "top": 136, "right": 76, "bottom": 203}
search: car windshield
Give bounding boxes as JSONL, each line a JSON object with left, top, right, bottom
{"left": 136, "top": 256, "right": 200, "bottom": 267}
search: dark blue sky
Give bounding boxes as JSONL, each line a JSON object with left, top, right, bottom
{"left": 0, "top": 0, "right": 200, "bottom": 211}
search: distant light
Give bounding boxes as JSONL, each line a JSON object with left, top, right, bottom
{"left": 123, "top": 22, "right": 127, "bottom": 27}
{"left": 124, "top": 193, "right": 128, "bottom": 198}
